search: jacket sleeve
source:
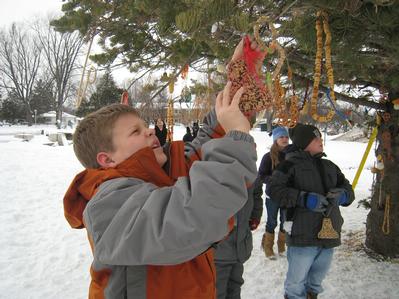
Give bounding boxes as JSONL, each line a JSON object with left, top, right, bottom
{"left": 258, "top": 152, "right": 272, "bottom": 185}
{"left": 269, "top": 160, "right": 301, "bottom": 208}
{"left": 334, "top": 163, "right": 355, "bottom": 207}
{"left": 250, "top": 176, "right": 264, "bottom": 220}
{"left": 84, "top": 131, "right": 257, "bottom": 266}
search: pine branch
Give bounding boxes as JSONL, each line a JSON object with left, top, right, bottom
{"left": 292, "top": 73, "right": 384, "bottom": 110}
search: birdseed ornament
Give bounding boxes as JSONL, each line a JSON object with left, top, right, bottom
{"left": 227, "top": 35, "right": 273, "bottom": 113}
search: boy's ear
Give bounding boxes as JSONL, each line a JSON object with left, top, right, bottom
{"left": 97, "top": 152, "right": 116, "bottom": 168}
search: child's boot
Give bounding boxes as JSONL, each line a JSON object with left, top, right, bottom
{"left": 261, "top": 232, "right": 275, "bottom": 259}
{"left": 277, "top": 231, "right": 286, "bottom": 255}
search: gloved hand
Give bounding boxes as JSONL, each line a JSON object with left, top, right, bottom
{"left": 298, "top": 192, "right": 329, "bottom": 213}
{"left": 249, "top": 218, "right": 260, "bottom": 231}
{"left": 327, "top": 188, "right": 348, "bottom": 206}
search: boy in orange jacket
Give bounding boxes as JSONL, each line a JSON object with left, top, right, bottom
{"left": 63, "top": 78, "right": 257, "bottom": 298}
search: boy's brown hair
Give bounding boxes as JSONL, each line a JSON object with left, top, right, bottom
{"left": 73, "top": 104, "right": 139, "bottom": 169}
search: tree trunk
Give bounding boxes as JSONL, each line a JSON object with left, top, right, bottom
{"left": 24, "top": 102, "right": 33, "bottom": 125}
{"left": 365, "top": 92, "right": 399, "bottom": 257}
{"left": 265, "top": 110, "right": 274, "bottom": 132}
{"left": 56, "top": 108, "right": 62, "bottom": 129}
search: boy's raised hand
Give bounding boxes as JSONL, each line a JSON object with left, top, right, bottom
{"left": 230, "top": 35, "right": 265, "bottom": 62}
{"left": 229, "top": 35, "right": 266, "bottom": 74}
{"left": 215, "top": 82, "right": 250, "bottom": 134}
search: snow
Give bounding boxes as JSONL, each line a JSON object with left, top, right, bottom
{"left": 0, "top": 125, "right": 398, "bottom": 299}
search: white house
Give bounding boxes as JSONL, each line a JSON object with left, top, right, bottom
{"left": 39, "top": 111, "right": 78, "bottom": 126}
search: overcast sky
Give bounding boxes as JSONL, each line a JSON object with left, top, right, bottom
{"left": 0, "top": 0, "right": 133, "bottom": 84}
{"left": 0, "top": 0, "right": 193, "bottom": 88}
{"left": 0, "top": 0, "right": 63, "bottom": 27}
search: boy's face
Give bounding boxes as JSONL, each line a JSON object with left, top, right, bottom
{"left": 99, "top": 113, "right": 167, "bottom": 168}
{"left": 305, "top": 137, "right": 323, "bottom": 156}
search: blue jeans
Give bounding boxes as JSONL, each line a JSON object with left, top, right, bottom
{"left": 265, "top": 197, "right": 284, "bottom": 233}
{"left": 285, "top": 246, "right": 334, "bottom": 299}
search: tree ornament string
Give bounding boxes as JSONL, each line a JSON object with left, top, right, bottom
{"left": 310, "top": 11, "right": 336, "bottom": 122}
{"left": 166, "top": 98, "right": 174, "bottom": 142}
{"left": 253, "top": 18, "right": 299, "bottom": 127}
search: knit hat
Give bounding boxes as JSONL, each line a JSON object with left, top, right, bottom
{"left": 289, "top": 123, "right": 321, "bottom": 150}
{"left": 272, "top": 127, "right": 289, "bottom": 142}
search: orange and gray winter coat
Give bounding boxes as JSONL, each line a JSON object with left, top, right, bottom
{"left": 63, "top": 109, "right": 258, "bottom": 299}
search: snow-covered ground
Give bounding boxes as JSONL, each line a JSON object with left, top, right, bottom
{"left": 0, "top": 125, "right": 398, "bottom": 299}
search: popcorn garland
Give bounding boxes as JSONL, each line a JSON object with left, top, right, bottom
{"left": 273, "top": 67, "right": 300, "bottom": 128}
{"left": 311, "top": 11, "right": 337, "bottom": 122}
{"left": 166, "top": 98, "right": 174, "bottom": 142}
{"left": 254, "top": 18, "right": 299, "bottom": 127}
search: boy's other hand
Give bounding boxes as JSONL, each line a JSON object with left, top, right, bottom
{"left": 327, "top": 188, "right": 348, "bottom": 206}
{"left": 215, "top": 82, "right": 250, "bottom": 134}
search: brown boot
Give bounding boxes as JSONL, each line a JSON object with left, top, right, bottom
{"left": 261, "top": 232, "right": 275, "bottom": 258}
{"left": 306, "top": 292, "right": 318, "bottom": 299}
{"left": 277, "top": 231, "right": 286, "bottom": 254}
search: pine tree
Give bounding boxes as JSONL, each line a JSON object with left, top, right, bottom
{"left": 30, "top": 79, "right": 55, "bottom": 115}
{"left": 0, "top": 99, "right": 25, "bottom": 123}
{"left": 76, "top": 70, "right": 123, "bottom": 116}
{"left": 54, "top": 0, "right": 399, "bottom": 257}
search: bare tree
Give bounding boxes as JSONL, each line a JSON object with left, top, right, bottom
{"left": 34, "top": 19, "right": 85, "bottom": 128}
{"left": 127, "top": 78, "right": 168, "bottom": 124}
{"left": 0, "top": 23, "right": 42, "bottom": 124}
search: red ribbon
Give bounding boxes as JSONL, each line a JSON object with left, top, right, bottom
{"left": 243, "top": 35, "right": 266, "bottom": 88}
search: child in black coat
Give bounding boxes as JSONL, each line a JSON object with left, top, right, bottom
{"left": 269, "top": 123, "right": 355, "bottom": 299}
